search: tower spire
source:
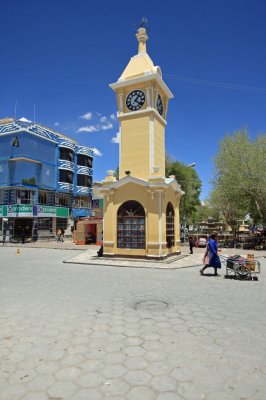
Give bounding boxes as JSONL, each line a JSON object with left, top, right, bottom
{"left": 136, "top": 27, "right": 149, "bottom": 53}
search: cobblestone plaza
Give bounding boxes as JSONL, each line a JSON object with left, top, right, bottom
{"left": 0, "top": 247, "right": 265, "bottom": 400}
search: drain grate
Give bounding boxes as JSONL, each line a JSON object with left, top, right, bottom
{"left": 134, "top": 300, "right": 169, "bottom": 311}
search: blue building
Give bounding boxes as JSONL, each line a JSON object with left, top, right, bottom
{"left": 0, "top": 118, "right": 93, "bottom": 241}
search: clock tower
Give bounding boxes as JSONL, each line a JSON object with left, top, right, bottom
{"left": 110, "top": 27, "right": 173, "bottom": 181}
{"left": 101, "top": 26, "right": 182, "bottom": 260}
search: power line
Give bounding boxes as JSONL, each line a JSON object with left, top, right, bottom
{"left": 164, "top": 73, "right": 266, "bottom": 94}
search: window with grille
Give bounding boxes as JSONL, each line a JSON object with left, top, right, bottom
{"left": 59, "top": 170, "right": 73, "bottom": 184}
{"left": 117, "top": 201, "right": 145, "bottom": 249}
{"left": 59, "top": 148, "right": 74, "bottom": 162}
{"left": 166, "top": 202, "right": 175, "bottom": 247}
{"left": 77, "top": 174, "right": 92, "bottom": 187}
{"left": 77, "top": 154, "right": 92, "bottom": 168}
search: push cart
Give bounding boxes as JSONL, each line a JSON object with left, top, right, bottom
{"left": 220, "top": 254, "right": 261, "bottom": 281}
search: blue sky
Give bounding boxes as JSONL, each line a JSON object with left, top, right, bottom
{"left": 1, "top": 0, "right": 265, "bottom": 199}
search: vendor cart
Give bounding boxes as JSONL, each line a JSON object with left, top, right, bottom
{"left": 220, "top": 254, "right": 261, "bottom": 281}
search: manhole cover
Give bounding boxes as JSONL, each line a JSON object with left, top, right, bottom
{"left": 134, "top": 300, "right": 169, "bottom": 311}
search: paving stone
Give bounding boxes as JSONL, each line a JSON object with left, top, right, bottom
{"left": 0, "top": 383, "right": 27, "bottom": 400}
{"left": 125, "top": 370, "right": 152, "bottom": 386}
{"left": 102, "top": 364, "right": 127, "bottom": 379}
{"left": 124, "top": 346, "right": 146, "bottom": 357}
{"left": 22, "top": 392, "right": 49, "bottom": 400}
{"left": 127, "top": 386, "right": 155, "bottom": 400}
{"left": 77, "top": 372, "right": 104, "bottom": 388}
{"left": 151, "top": 375, "right": 177, "bottom": 392}
{"left": 47, "top": 381, "right": 78, "bottom": 399}
{"left": 27, "top": 374, "right": 55, "bottom": 391}
{"left": 100, "top": 378, "right": 129, "bottom": 396}
{"left": 55, "top": 367, "right": 81, "bottom": 381}
{"left": 156, "top": 393, "right": 184, "bottom": 400}
{"left": 8, "top": 369, "right": 36, "bottom": 384}
{"left": 70, "top": 389, "right": 102, "bottom": 400}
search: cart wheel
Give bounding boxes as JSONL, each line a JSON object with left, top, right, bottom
{"left": 252, "top": 276, "right": 259, "bottom": 281}
{"left": 235, "top": 265, "right": 251, "bottom": 279}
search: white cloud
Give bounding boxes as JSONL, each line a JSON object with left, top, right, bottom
{"left": 54, "top": 122, "right": 60, "bottom": 127}
{"left": 77, "top": 125, "right": 99, "bottom": 133}
{"left": 80, "top": 112, "right": 93, "bottom": 120}
{"left": 111, "top": 131, "right": 120, "bottom": 144}
{"left": 92, "top": 147, "right": 103, "bottom": 157}
{"left": 100, "top": 116, "right": 107, "bottom": 123}
{"left": 101, "top": 122, "right": 113, "bottom": 130}
{"left": 110, "top": 113, "right": 116, "bottom": 120}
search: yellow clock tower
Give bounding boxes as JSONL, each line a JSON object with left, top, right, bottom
{"left": 101, "top": 26, "right": 182, "bottom": 260}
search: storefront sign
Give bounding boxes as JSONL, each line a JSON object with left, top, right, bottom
{"left": 72, "top": 208, "right": 91, "bottom": 218}
{"left": 0, "top": 204, "right": 69, "bottom": 218}
{"left": 7, "top": 204, "right": 33, "bottom": 217}
{"left": 38, "top": 205, "right": 57, "bottom": 217}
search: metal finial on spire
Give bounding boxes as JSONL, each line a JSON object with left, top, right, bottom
{"left": 135, "top": 18, "right": 149, "bottom": 53}
{"left": 135, "top": 17, "right": 150, "bottom": 32}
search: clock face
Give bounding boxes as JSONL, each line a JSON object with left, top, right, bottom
{"left": 156, "top": 94, "right": 164, "bottom": 116}
{"left": 126, "top": 90, "right": 145, "bottom": 111}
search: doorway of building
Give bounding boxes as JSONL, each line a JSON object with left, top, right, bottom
{"left": 14, "top": 219, "right": 33, "bottom": 242}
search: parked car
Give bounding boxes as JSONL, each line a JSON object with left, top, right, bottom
{"left": 198, "top": 237, "right": 207, "bottom": 247}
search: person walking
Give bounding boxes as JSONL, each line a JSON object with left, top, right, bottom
{"left": 189, "top": 236, "right": 194, "bottom": 254}
{"left": 60, "top": 228, "right": 65, "bottom": 242}
{"left": 21, "top": 228, "right": 26, "bottom": 244}
{"left": 200, "top": 233, "right": 221, "bottom": 276}
{"left": 56, "top": 227, "right": 61, "bottom": 242}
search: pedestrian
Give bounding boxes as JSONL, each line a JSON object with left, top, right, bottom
{"left": 189, "top": 236, "right": 194, "bottom": 254}
{"left": 21, "top": 228, "right": 26, "bottom": 244}
{"left": 200, "top": 233, "right": 221, "bottom": 276}
{"left": 56, "top": 227, "right": 61, "bottom": 242}
{"left": 97, "top": 230, "right": 103, "bottom": 257}
{"left": 60, "top": 228, "right": 65, "bottom": 242}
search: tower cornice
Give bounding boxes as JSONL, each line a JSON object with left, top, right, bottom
{"left": 109, "top": 71, "right": 174, "bottom": 99}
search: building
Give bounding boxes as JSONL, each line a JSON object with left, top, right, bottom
{"left": 100, "top": 27, "right": 183, "bottom": 259}
{"left": 0, "top": 118, "right": 93, "bottom": 241}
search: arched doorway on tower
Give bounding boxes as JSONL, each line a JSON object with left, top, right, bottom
{"left": 166, "top": 202, "right": 175, "bottom": 248}
{"left": 117, "top": 201, "right": 145, "bottom": 249}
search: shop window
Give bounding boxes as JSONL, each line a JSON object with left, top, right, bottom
{"left": 38, "top": 190, "right": 50, "bottom": 205}
{"left": 77, "top": 154, "right": 92, "bottom": 168}
{"left": 77, "top": 174, "right": 92, "bottom": 187}
{"left": 59, "top": 148, "right": 74, "bottom": 162}
{"left": 55, "top": 193, "right": 71, "bottom": 206}
{"left": 59, "top": 169, "right": 73, "bottom": 184}
{"left": 73, "top": 196, "right": 91, "bottom": 208}
{"left": 166, "top": 202, "right": 175, "bottom": 247}
{"left": 0, "top": 189, "right": 4, "bottom": 204}
{"left": 15, "top": 189, "right": 35, "bottom": 204}
{"left": 117, "top": 201, "right": 145, "bottom": 249}
{"left": 38, "top": 218, "right": 52, "bottom": 231}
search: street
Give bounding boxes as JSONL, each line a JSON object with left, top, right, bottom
{"left": 0, "top": 247, "right": 265, "bottom": 400}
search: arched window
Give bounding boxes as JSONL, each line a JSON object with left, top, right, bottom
{"left": 117, "top": 201, "right": 145, "bottom": 249}
{"left": 166, "top": 202, "right": 175, "bottom": 248}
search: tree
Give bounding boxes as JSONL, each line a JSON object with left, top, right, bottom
{"left": 211, "top": 129, "right": 266, "bottom": 225}
{"left": 166, "top": 157, "right": 202, "bottom": 224}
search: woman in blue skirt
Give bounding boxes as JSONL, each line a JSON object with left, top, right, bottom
{"left": 200, "top": 233, "right": 221, "bottom": 276}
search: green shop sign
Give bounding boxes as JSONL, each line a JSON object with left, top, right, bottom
{"left": 38, "top": 206, "right": 69, "bottom": 218}
{"left": 7, "top": 204, "right": 33, "bottom": 217}
{"left": 0, "top": 204, "right": 69, "bottom": 218}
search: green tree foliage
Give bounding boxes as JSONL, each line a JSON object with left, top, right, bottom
{"left": 211, "top": 129, "right": 266, "bottom": 225}
{"left": 166, "top": 157, "right": 202, "bottom": 224}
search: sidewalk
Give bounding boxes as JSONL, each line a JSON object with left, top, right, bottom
{"left": 2, "top": 238, "right": 265, "bottom": 269}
